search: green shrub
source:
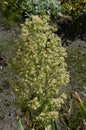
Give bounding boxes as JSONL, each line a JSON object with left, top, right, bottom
{"left": 9, "top": 15, "right": 69, "bottom": 130}
{"left": 0, "top": 0, "right": 21, "bottom": 21}
{"left": 18, "top": 0, "right": 62, "bottom": 20}
{"left": 0, "top": 0, "right": 62, "bottom": 22}
{"left": 61, "top": 0, "right": 86, "bottom": 19}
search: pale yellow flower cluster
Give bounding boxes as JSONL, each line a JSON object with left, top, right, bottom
{"left": 28, "top": 97, "right": 40, "bottom": 110}
{"left": 37, "top": 111, "right": 59, "bottom": 122}
{"left": 10, "top": 15, "right": 69, "bottom": 129}
{"left": 45, "top": 125, "right": 51, "bottom": 130}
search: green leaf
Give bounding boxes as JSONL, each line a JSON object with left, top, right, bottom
{"left": 71, "top": 91, "right": 86, "bottom": 121}
{"left": 3, "top": 1, "right": 8, "bottom": 5}
{"left": 67, "top": 127, "right": 72, "bottom": 130}
{"left": 83, "top": 0, "right": 86, "bottom": 3}
{"left": 79, "top": 103, "right": 86, "bottom": 121}
{"left": 18, "top": 118, "right": 24, "bottom": 130}
{"left": 51, "top": 119, "right": 58, "bottom": 130}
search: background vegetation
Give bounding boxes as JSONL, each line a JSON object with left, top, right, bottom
{"left": 0, "top": 0, "right": 86, "bottom": 130}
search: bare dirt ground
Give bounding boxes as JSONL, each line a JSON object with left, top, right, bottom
{"left": 0, "top": 24, "right": 21, "bottom": 130}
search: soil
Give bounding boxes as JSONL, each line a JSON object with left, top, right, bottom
{"left": 0, "top": 90, "right": 19, "bottom": 130}
{"left": 0, "top": 24, "right": 21, "bottom": 130}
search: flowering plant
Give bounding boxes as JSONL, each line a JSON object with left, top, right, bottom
{"left": 9, "top": 16, "right": 69, "bottom": 130}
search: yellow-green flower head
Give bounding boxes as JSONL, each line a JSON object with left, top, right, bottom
{"left": 9, "top": 15, "right": 69, "bottom": 130}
